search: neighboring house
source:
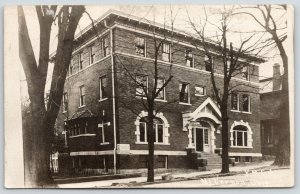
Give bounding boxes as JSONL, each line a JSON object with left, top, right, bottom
{"left": 260, "top": 63, "right": 282, "bottom": 158}
{"left": 56, "top": 10, "right": 264, "bottom": 175}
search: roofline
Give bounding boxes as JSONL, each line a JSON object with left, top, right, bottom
{"left": 73, "top": 9, "right": 265, "bottom": 63}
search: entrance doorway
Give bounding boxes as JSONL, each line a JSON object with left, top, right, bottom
{"left": 195, "top": 121, "right": 210, "bottom": 152}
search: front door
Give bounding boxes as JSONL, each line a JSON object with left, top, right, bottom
{"left": 196, "top": 128, "right": 204, "bottom": 152}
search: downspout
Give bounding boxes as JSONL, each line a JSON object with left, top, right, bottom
{"left": 104, "top": 20, "right": 117, "bottom": 174}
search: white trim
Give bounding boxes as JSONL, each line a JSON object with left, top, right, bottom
{"left": 129, "top": 150, "right": 187, "bottom": 156}
{"left": 98, "top": 98, "right": 108, "bottom": 102}
{"left": 70, "top": 150, "right": 114, "bottom": 156}
{"left": 192, "top": 97, "right": 221, "bottom": 118}
{"left": 134, "top": 111, "right": 170, "bottom": 144}
{"left": 69, "top": 134, "right": 96, "bottom": 138}
{"left": 229, "top": 152, "right": 262, "bottom": 157}
{"left": 179, "top": 102, "right": 192, "bottom": 106}
{"left": 230, "top": 120, "right": 253, "bottom": 148}
{"left": 100, "top": 142, "right": 110, "bottom": 145}
{"left": 114, "top": 51, "right": 260, "bottom": 87}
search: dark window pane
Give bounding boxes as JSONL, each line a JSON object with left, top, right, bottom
{"left": 244, "top": 132, "right": 248, "bottom": 146}
{"left": 140, "top": 122, "right": 146, "bottom": 142}
{"left": 231, "top": 93, "right": 238, "bottom": 110}
{"left": 237, "top": 131, "right": 243, "bottom": 146}
{"left": 157, "top": 124, "right": 163, "bottom": 143}
{"left": 204, "top": 129, "right": 209, "bottom": 144}
{"left": 242, "top": 94, "right": 249, "bottom": 112}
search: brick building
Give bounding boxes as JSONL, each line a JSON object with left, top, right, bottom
{"left": 260, "top": 63, "right": 282, "bottom": 158}
{"left": 57, "top": 10, "right": 265, "bottom": 175}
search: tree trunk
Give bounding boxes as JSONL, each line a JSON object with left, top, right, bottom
{"left": 147, "top": 108, "right": 155, "bottom": 182}
{"left": 220, "top": 105, "right": 230, "bottom": 173}
{"left": 272, "top": 34, "right": 290, "bottom": 166}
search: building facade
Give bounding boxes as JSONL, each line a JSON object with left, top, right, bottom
{"left": 57, "top": 10, "right": 264, "bottom": 175}
{"left": 260, "top": 63, "right": 282, "bottom": 158}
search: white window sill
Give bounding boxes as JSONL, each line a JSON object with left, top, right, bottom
{"left": 230, "top": 110, "right": 252, "bottom": 114}
{"left": 78, "top": 105, "right": 86, "bottom": 108}
{"left": 231, "top": 146, "right": 253, "bottom": 148}
{"left": 179, "top": 102, "right": 192, "bottom": 106}
{"left": 154, "top": 98, "right": 167, "bottom": 102}
{"left": 195, "top": 94, "right": 205, "bottom": 97}
{"left": 99, "top": 98, "right": 108, "bottom": 102}
{"left": 135, "top": 142, "right": 170, "bottom": 145}
{"left": 100, "top": 142, "right": 110, "bottom": 145}
{"left": 69, "top": 134, "right": 96, "bottom": 138}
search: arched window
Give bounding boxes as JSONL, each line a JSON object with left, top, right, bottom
{"left": 139, "top": 118, "right": 164, "bottom": 143}
{"left": 230, "top": 120, "right": 253, "bottom": 148}
{"left": 135, "top": 111, "right": 170, "bottom": 145}
{"left": 232, "top": 125, "right": 248, "bottom": 147}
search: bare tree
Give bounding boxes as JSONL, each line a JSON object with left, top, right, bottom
{"left": 234, "top": 4, "right": 290, "bottom": 166}
{"left": 114, "top": 9, "right": 183, "bottom": 182}
{"left": 187, "top": 7, "right": 265, "bottom": 173}
{"left": 18, "top": 5, "right": 85, "bottom": 187}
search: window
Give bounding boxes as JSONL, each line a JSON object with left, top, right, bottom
{"left": 242, "top": 94, "right": 250, "bottom": 112}
{"left": 179, "top": 83, "right": 190, "bottom": 104}
{"left": 99, "top": 124, "right": 106, "bottom": 143}
{"left": 139, "top": 118, "right": 164, "bottom": 143}
{"left": 162, "top": 43, "right": 170, "bottom": 62}
{"left": 242, "top": 65, "right": 249, "bottom": 80}
{"left": 135, "top": 37, "right": 145, "bottom": 56}
{"left": 69, "top": 59, "right": 74, "bottom": 76}
{"left": 79, "top": 52, "right": 84, "bottom": 70}
{"left": 261, "top": 121, "right": 274, "bottom": 144}
{"left": 204, "top": 54, "right": 212, "bottom": 72}
{"left": 102, "top": 36, "right": 109, "bottom": 57}
{"left": 79, "top": 85, "right": 85, "bottom": 106}
{"left": 62, "top": 92, "right": 68, "bottom": 112}
{"left": 139, "top": 122, "right": 147, "bottom": 142}
{"left": 136, "top": 75, "right": 148, "bottom": 97}
{"left": 69, "top": 121, "right": 88, "bottom": 136}
{"left": 185, "top": 50, "right": 193, "bottom": 67}
{"left": 232, "top": 125, "right": 248, "bottom": 147}
{"left": 156, "top": 79, "right": 165, "bottom": 100}
{"left": 204, "top": 128, "right": 209, "bottom": 145}
{"left": 231, "top": 92, "right": 238, "bottom": 110}
{"left": 195, "top": 85, "right": 206, "bottom": 96}
{"left": 99, "top": 76, "right": 108, "bottom": 100}
{"left": 156, "top": 155, "right": 167, "bottom": 168}
{"left": 89, "top": 44, "right": 96, "bottom": 65}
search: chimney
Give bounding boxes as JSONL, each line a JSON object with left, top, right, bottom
{"left": 273, "top": 63, "right": 281, "bottom": 91}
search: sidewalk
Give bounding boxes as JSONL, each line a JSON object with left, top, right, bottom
{"left": 58, "top": 161, "right": 276, "bottom": 188}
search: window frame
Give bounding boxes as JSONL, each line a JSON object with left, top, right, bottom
{"left": 185, "top": 49, "right": 194, "bottom": 67}
{"left": 139, "top": 119, "right": 164, "bottom": 144}
{"left": 231, "top": 92, "right": 239, "bottom": 111}
{"left": 134, "top": 37, "right": 146, "bottom": 57}
{"left": 195, "top": 85, "right": 206, "bottom": 96}
{"left": 179, "top": 82, "right": 190, "bottom": 104}
{"left": 162, "top": 43, "right": 171, "bottom": 62}
{"left": 79, "top": 52, "right": 84, "bottom": 71}
{"left": 99, "top": 75, "right": 108, "bottom": 101}
{"left": 241, "top": 65, "right": 250, "bottom": 81}
{"left": 89, "top": 44, "right": 96, "bottom": 65}
{"left": 79, "top": 85, "right": 86, "bottom": 107}
{"left": 135, "top": 74, "right": 148, "bottom": 97}
{"left": 232, "top": 126, "right": 248, "bottom": 147}
{"left": 155, "top": 78, "right": 166, "bottom": 100}
{"left": 241, "top": 94, "right": 251, "bottom": 113}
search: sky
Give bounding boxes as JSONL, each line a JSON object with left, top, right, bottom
{"left": 5, "top": 4, "right": 290, "bottom": 100}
